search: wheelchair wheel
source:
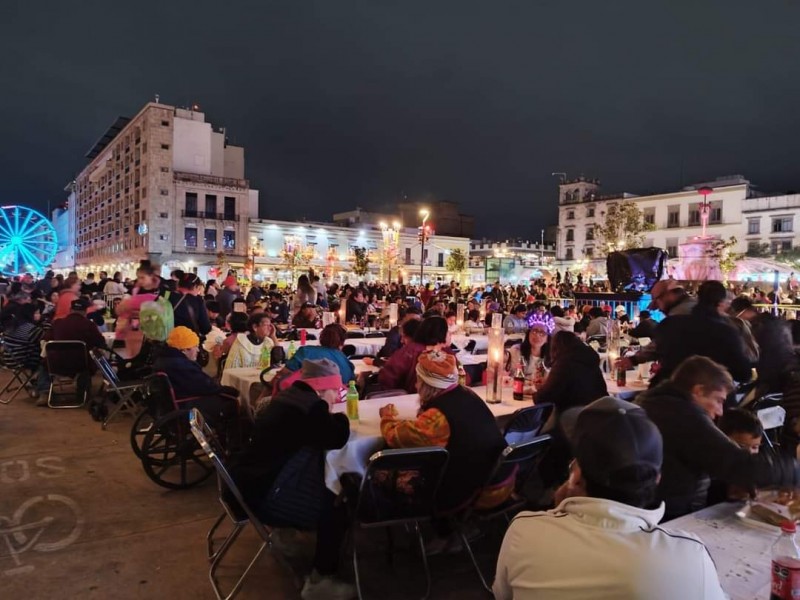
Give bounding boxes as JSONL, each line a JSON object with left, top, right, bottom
{"left": 139, "top": 409, "right": 213, "bottom": 490}
{"left": 130, "top": 410, "right": 156, "bottom": 459}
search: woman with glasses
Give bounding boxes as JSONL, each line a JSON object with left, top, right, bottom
{"left": 507, "top": 321, "right": 552, "bottom": 381}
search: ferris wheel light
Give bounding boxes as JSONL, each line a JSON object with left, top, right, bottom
{"left": 0, "top": 205, "right": 58, "bottom": 276}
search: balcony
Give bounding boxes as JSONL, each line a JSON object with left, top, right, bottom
{"left": 174, "top": 171, "right": 249, "bottom": 189}
{"left": 181, "top": 210, "right": 239, "bottom": 221}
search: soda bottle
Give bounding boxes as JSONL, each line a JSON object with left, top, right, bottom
{"left": 287, "top": 340, "right": 297, "bottom": 360}
{"left": 772, "top": 520, "right": 800, "bottom": 599}
{"left": 616, "top": 362, "right": 627, "bottom": 387}
{"left": 346, "top": 380, "right": 360, "bottom": 421}
{"left": 457, "top": 363, "right": 467, "bottom": 387}
{"left": 300, "top": 329, "right": 307, "bottom": 346}
{"left": 259, "top": 344, "right": 271, "bottom": 368}
{"left": 513, "top": 361, "right": 525, "bottom": 401}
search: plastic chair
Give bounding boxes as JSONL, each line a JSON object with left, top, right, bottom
{"left": 455, "top": 435, "right": 552, "bottom": 592}
{"left": 189, "top": 409, "right": 295, "bottom": 599}
{"left": 352, "top": 447, "right": 449, "bottom": 600}
{"left": 90, "top": 349, "right": 147, "bottom": 429}
{"left": 44, "top": 340, "right": 90, "bottom": 409}
{"left": 503, "top": 404, "right": 554, "bottom": 445}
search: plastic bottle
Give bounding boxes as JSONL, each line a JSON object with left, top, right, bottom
{"left": 287, "top": 340, "right": 297, "bottom": 360}
{"left": 616, "top": 361, "right": 627, "bottom": 387}
{"left": 300, "top": 329, "right": 307, "bottom": 346}
{"left": 771, "top": 520, "right": 800, "bottom": 599}
{"left": 513, "top": 361, "right": 525, "bottom": 401}
{"left": 457, "top": 363, "right": 467, "bottom": 387}
{"left": 259, "top": 344, "right": 271, "bottom": 368}
{"left": 346, "top": 380, "right": 360, "bottom": 421}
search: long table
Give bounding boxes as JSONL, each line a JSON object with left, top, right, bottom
{"left": 667, "top": 502, "right": 773, "bottom": 599}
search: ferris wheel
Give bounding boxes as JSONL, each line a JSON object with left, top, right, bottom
{"left": 0, "top": 206, "right": 58, "bottom": 276}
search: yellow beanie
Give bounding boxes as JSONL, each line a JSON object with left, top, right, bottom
{"left": 167, "top": 326, "right": 200, "bottom": 350}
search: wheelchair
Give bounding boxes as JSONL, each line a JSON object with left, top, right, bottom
{"left": 132, "top": 372, "right": 241, "bottom": 490}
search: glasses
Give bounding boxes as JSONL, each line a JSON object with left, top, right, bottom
{"left": 530, "top": 329, "right": 548, "bottom": 336}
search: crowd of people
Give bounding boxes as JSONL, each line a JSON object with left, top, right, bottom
{"left": 6, "top": 263, "right": 800, "bottom": 598}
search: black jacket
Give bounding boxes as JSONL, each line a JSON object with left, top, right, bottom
{"left": 233, "top": 381, "right": 350, "bottom": 507}
{"left": 628, "top": 318, "right": 657, "bottom": 339}
{"left": 152, "top": 346, "right": 223, "bottom": 398}
{"left": 639, "top": 381, "right": 800, "bottom": 520}
{"left": 536, "top": 342, "right": 608, "bottom": 414}
{"left": 173, "top": 292, "right": 212, "bottom": 336}
{"left": 650, "top": 305, "right": 753, "bottom": 387}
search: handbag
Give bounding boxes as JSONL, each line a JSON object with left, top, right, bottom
{"left": 264, "top": 446, "right": 325, "bottom": 529}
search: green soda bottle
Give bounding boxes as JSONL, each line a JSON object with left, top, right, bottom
{"left": 260, "top": 344, "right": 271, "bottom": 368}
{"left": 346, "top": 380, "right": 360, "bottom": 421}
{"left": 287, "top": 340, "right": 297, "bottom": 360}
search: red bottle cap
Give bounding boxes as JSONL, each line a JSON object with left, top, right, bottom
{"left": 781, "top": 520, "right": 797, "bottom": 533}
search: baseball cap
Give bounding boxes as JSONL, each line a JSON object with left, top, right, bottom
{"left": 615, "top": 305, "right": 626, "bottom": 314}
{"left": 561, "top": 396, "right": 663, "bottom": 491}
{"left": 647, "top": 279, "right": 684, "bottom": 310}
{"left": 70, "top": 297, "right": 91, "bottom": 311}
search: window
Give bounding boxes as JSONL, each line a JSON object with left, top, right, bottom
{"left": 666, "top": 237, "right": 678, "bottom": 257}
{"left": 565, "top": 248, "right": 574, "bottom": 260}
{"left": 771, "top": 240, "right": 793, "bottom": 253}
{"left": 224, "top": 196, "right": 236, "bottom": 220}
{"left": 586, "top": 207, "right": 595, "bottom": 218}
{"left": 204, "top": 229, "right": 216, "bottom": 250}
{"left": 161, "top": 144, "right": 170, "bottom": 150}
{"left": 185, "top": 192, "right": 197, "bottom": 216}
{"left": 184, "top": 227, "right": 197, "bottom": 248}
{"left": 223, "top": 230, "right": 236, "bottom": 250}
{"left": 748, "top": 219, "right": 760, "bottom": 235}
{"left": 566, "top": 229, "right": 574, "bottom": 242}
{"left": 160, "top": 189, "right": 168, "bottom": 196}
{"left": 159, "top": 212, "right": 168, "bottom": 218}
{"left": 773, "top": 217, "right": 793, "bottom": 233}
{"left": 405, "top": 248, "right": 412, "bottom": 264}
{"left": 585, "top": 228, "right": 594, "bottom": 241}
{"left": 161, "top": 120, "right": 169, "bottom": 126}
{"left": 643, "top": 208, "right": 655, "bottom": 226}
{"left": 437, "top": 252, "right": 444, "bottom": 267}
{"left": 688, "top": 203, "right": 701, "bottom": 226}
{"left": 205, "top": 194, "right": 217, "bottom": 215}
{"left": 567, "top": 210, "right": 575, "bottom": 220}
{"left": 748, "top": 241, "right": 762, "bottom": 253}
{"left": 667, "top": 206, "right": 680, "bottom": 228}
{"left": 709, "top": 201, "right": 722, "bottom": 224}
{"left": 160, "top": 167, "right": 169, "bottom": 173}
{"left": 584, "top": 247, "right": 593, "bottom": 258}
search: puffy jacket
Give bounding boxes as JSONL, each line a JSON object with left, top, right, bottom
{"left": 377, "top": 341, "right": 427, "bottom": 393}
{"left": 639, "top": 381, "right": 800, "bottom": 519}
{"left": 152, "top": 346, "right": 223, "bottom": 399}
{"left": 536, "top": 342, "right": 607, "bottom": 414}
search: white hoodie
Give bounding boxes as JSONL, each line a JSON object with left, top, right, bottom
{"left": 225, "top": 333, "right": 273, "bottom": 370}
{"left": 493, "top": 497, "right": 726, "bottom": 600}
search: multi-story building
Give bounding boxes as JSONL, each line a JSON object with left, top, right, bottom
{"left": 469, "top": 238, "right": 556, "bottom": 284}
{"left": 70, "top": 101, "right": 258, "bottom": 277}
{"left": 554, "top": 174, "right": 800, "bottom": 267}
{"left": 52, "top": 181, "right": 77, "bottom": 271}
{"left": 247, "top": 218, "right": 471, "bottom": 286}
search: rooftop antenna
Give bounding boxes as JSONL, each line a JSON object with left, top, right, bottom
{"left": 551, "top": 172, "right": 567, "bottom": 183}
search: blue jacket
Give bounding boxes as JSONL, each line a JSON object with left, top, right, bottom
{"left": 284, "top": 346, "right": 355, "bottom": 385}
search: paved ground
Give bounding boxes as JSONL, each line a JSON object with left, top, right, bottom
{"left": 0, "top": 378, "right": 500, "bottom": 599}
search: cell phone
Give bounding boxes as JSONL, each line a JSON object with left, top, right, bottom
{"left": 233, "top": 301, "right": 247, "bottom": 313}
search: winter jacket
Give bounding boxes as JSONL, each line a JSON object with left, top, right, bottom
{"left": 377, "top": 341, "right": 427, "bottom": 393}
{"left": 585, "top": 316, "right": 609, "bottom": 338}
{"left": 172, "top": 292, "right": 212, "bottom": 336}
{"left": 553, "top": 316, "right": 575, "bottom": 334}
{"left": 650, "top": 305, "right": 753, "bottom": 386}
{"left": 216, "top": 287, "right": 239, "bottom": 320}
{"left": 639, "top": 381, "right": 800, "bottom": 519}
{"left": 494, "top": 497, "right": 726, "bottom": 600}
{"left": 628, "top": 317, "right": 657, "bottom": 339}
{"left": 284, "top": 346, "right": 355, "bottom": 385}
{"left": 536, "top": 343, "right": 607, "bottom": 414}
{"left": 232, "top": 381, "right": 350, "bottom": 508}
{"left": 225, "top": 333, "right": 273, "bottom": 369}
{"left": 152, "top": 346, "right": 224, "bottom": 399}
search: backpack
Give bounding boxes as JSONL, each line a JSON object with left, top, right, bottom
{"left": 139, "top": 292, "right": 174, "bottom": 341}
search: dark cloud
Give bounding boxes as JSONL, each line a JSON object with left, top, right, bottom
{"left": 2, "top": 0, "right": 800, "bottom": 237}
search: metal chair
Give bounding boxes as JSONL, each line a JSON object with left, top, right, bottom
{"left": 352, "top": 447, "right": 449, "bottom": 600}
{"left": 0, "top": 332, "right": 38, "bottom": 404}
{"left": 44, "top": 340, "right": 90, "bottom": 409}
{"left": 455, "top": 435, "right": 552, "bottom": 592}
{"left": 189, "top": 408, "right": 293, "bottom": 599}
{"left": 503, "top": 404, "right": 554, "bottom": 445}
{"left": 90, "top": 349, "right": 147, "bottom": 429}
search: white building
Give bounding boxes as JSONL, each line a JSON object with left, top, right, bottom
{"left": 555, "top": 174, "right": 800, "bottom": 270}
{"left": 52, "top": 181, "right": 77, "bottom": 271}
{"left": 469, "top": 238, "right": 557, "bottom": 284}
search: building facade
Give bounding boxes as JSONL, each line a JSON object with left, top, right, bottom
{"left": 469, "top": 238, "right": 556, "bottom": 284}
{"left": 70, "top": 101, "right": 258, "bottom": 278}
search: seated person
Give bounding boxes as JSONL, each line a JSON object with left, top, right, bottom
{"left": 463, "top": 308, "right": 485, "bottom": 334}
{"left": 506, "top": 323, "right": 551, "bottom": 380}
{"left": 376, "top": 308, "right": 421, "bottom": 360}
{"left": 4, "top": 302, "right": 44, "bottom": 371}
{"left": 221, "top": 312, "right": 248, "bottom": 356}
{"left": 494, "top": 397, "right": 726, "bottom": 600}
{"left": 503, "top": 304, "right": 529, "bottom": 334}
{"left": 225, "top": 313, "right": 278, "bottom": 370}
{"left": 639, "top": 355, "right": 800, "bottom": 520}
{"left": 291, "top": 302, "right": 320, "bottom": 330}
{"left": 232, "top": 358, "right": 352, "bottom": 599}
{"left": 379, "top": 350, "right": 509, "bottom": 551}
{"left": 707, "top": 408, "right": 763, "bottom": 503}
{"left": 278, "top": 324, "right": 354, "bottom": 384}
{"left": 153, "top": 326, "right": 239, "bottom": 422}
{"left": 628, "top": 310, "right": 657, "bottom": 339}
{"left": 376, "top": 316, "right": 444, "bottom": 394}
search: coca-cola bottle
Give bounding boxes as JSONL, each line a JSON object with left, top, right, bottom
{"left": 513, "top": 361, "right": 525, "bottom": 401}
{"left": 771, "top": 520, "right": 800, "bottom": 599}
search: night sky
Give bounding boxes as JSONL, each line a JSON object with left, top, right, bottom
{"left": 3, "top": 1, "right": 800, "bottom": 239}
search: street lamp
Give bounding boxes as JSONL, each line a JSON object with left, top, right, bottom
{"left": 419, "top": 209, "right": 430, "bottom": 284}
{"left": 249, "top": 235, "right": 264, "bottom": 282}
{"left": 540, "top": 229, "right": 545, "bottom": 264}
{"left": 697, "top": 186, "right": 713, "bottom": 238}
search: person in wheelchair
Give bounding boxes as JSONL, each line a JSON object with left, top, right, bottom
{"left": 153, "top": 326, "right": 240, "bottom": 423}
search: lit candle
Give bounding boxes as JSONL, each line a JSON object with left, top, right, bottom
{"left": 389, "top": 302, "right": 398, "bottom": 328}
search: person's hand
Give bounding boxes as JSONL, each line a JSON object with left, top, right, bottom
{"left": 379, "top": 404, "right": 398, "bottom": 419}
{"left": 361, "top": 357, "right": 374, "bottom": 366}
{"left": 615, "top": 357, "right": 634, "bottom": 371}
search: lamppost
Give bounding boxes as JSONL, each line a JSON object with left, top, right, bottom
{"left": 380, "top": 221, "right": 401, "bottom": 282}
{"left": 248, "top": 235, "right": 264, "bottom": 282}
{"left": 418, "top": 209, "right": 430, "bottom": 284}
{"left": 540, "top": 229, "right": 545, "bottom": 264}
{"left": 697, "top": 186, "right": 714, "bottom": 238}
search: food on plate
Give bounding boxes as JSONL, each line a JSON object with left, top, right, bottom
{"left": 750, "top": 503, "right": 791, "bottom": 527}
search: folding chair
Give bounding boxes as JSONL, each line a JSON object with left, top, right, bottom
{"left": 90, "top": 349, "right": 147, "bottom": 429}
{"left": 503, "top": 403, "right": 554, "bottom": 445}
{"left": 0, "top": 334, "right": 37, "bottom": 404}
{"left": 189, "top": 408, "right": 295, "bottom": 599}
{"left": 352, "top": 447, "right": 449, "bottom": 600}
{"left": 44, "top": 340, "right": 90, "bottom": 409}
{"left": 455, "top": 435, "right": 552, "bottom": 592}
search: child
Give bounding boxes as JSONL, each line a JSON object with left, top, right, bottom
{"left": 707, "top": 409, "right": 763, "bottom": 504}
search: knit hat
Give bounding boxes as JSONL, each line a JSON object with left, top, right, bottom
{"left": 222, "top": 275, "right": 237, "bottom": 288}
{"left": 167, "top": 326, "right": 200, "bottom": 350}
{"left": 416, "top": 350, "right": 458, "bottom": 389}
{"left": 300, "top": 358, "right": 344, "bottom": 391}
{"left": 615, "top": 305, "right": 626, "bottom": 314}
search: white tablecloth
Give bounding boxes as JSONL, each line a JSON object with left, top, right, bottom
{"left": 667, "top": 502, "right": 773, "bottom": 599}
{"left": 279, "top": 338, "right": 386, "bottom": 356}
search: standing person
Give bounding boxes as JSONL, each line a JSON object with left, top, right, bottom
{"left": 173, "top": 273, "right": 212, "bottom": 336}
{"left": 103, "top": 272, "right": 127, "bottom": 297}
{"left": 291, "top": 274, "right": 317, "bottom": 317}
{"left": 313, "top": 275, "right": 328, "bottom": 309}
{"left": 216, "top": 275, "right": 240, "bottom": 321}
{"left": 53, "top": 275, "right": 82, "bottom": 320}
{"left": 494, "top": 396, "right": 726, "bottom": 600}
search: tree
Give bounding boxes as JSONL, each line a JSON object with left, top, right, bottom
{"left": 595, "top": 202, "right": 655, "bottom": 257}
{"left": 352, "top": 247, "right": 371, "bottom": 277}
{"left": 445, "top": 248, "right": 467, "bottom": 282}
{"left": 708, "top": 236, "right": 742, "bottom": 280}
{"left": 745, "top": 243, "right": 770, "bottom": 258}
